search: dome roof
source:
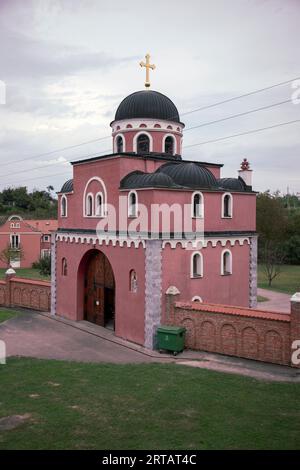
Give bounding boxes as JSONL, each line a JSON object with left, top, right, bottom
{"left": 218, "top": 177, "right": 247, "bottom": 191}
{"left": 120, "top": 170, "right": 178, "bottom": 190}
{"left": 114, "top": 90, "right": 181, "bottom": 124}
{"left": 157, "top": 162, "right": 218, "bottom": 189}
{"left": 60, "top": 179, "right": 73, "bottom": 193}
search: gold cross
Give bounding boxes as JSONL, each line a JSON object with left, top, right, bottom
{"left": 139, "top": 53, "right": 156, "bottom": 88}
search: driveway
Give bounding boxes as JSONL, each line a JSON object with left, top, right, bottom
{"left": 0, "top": 312, "right": 153, "bottom": 363}
{"left": 257, "top": 288, "right": 291, "bottom": 314}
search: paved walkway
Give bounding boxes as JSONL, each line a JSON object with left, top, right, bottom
{"left": 257, "top": 288, "right": 291, "bottom": 313}
{"left": 0, "top": 310, "right": 299, "bottom": 382}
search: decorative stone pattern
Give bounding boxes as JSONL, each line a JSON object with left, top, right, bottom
{"left": 51, "top": 232, "right": 57, "bottom": 315}
{"left": 0, "top": 277, "right": 51, "bottom": 311}
{"left": 249, "top": 236, "right": 258, "bottom": 308}
{"left": 144, "top": 240, "right": 162, "bottom": 349}
{"left": 165, "top": 297, "right": 296, "bottom": 366}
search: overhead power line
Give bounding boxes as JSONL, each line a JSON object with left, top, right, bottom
{"left": 1, "top": 74, "right": 299, "bottom": 169}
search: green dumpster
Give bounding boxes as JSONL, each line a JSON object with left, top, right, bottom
{"left": 157, "top": 326, "right": 186, "bottom": 355}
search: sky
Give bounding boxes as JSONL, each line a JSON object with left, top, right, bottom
{"left": 0, "top": 0, "right": 299, "bottom": 195}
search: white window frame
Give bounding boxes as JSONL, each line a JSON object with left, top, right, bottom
{"left": 192, "top": 295, "right": 203, "bottom": 302}
{"left": 10, "top": 234, "right": 20, "bottom": 250}
{"left": 221, "top": 249, "right": 233, "bottom": 275}
{"left": 222, "top": 192, "right": 233, "bottom": 218}
{"left": 85, "top": 193, "right": 94, "bottom": 217}
{"left": 114, "top": 133, "right": 126, "bottom": 153}
{"left": 61, "top": 195, "right": 68, "bottom": 218}
{"left": 83, "top": 177, "right": 107, "bottom": 218}
{"left": 41, "top": 249, "right": 51, "bottom": 258}
{"left": 191, "top": 191, "right": 204, "bottom": 218}
{"left": 43, "top": 235, "right": 50, "bottom": 242}
{"left": 190, "top": 251, "right": 203, "bottom": 278}
{"left": 162, "top": 134, "right": 177, "bottom": 155}
{"left": 128, "top": 190, "right": 138, "bottom": 218}
{"left": 133, "top": 131, "right": 153, "bottom": 153}
{"left": 95, "top": 192, "right": 104, "bottom": 217}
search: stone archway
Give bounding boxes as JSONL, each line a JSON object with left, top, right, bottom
{"left": 81, "top": 250, "right": 115, "bottom": 328}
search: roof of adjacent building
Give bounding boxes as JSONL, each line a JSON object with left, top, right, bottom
{"left": 113, "top": 90, "right": 182, "bottom": 124}
{"left": 217, "top": 177, "right": 248, "bottom": 191}
{"left": 25, "top": 219, "right": 58, "bottom": 233}
{"left": 60, "top": 179, "right": 73, "bottom": 193}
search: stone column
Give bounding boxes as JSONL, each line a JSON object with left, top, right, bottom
{"left": 4, "top": 268, "right": 16, "bottom": 308}
{"left": 144, "top": 240, "right": 162, "bottom": 349}
{"left": 50, "top": 232, "right": 57, "bottom": 315}
{"left": 249, "top": 236, "right": 258, "bottom": 308}
{"left": 290, "top": 293, "right": 300, "bottom": 368}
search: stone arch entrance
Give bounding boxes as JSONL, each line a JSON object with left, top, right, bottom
{"left": 82, "top": 250, "right": 115, "bottom": 328}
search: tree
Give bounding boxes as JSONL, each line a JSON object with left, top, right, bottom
{"left": 257, "top": 192, "right": 288, "bottom": 286}
{"left": 0, "top": 244, "right": 24, "bottom": 269}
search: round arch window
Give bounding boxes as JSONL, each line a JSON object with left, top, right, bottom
{"left": 164, "top": 136, "right": 174, "bottom": 155}
{"left": 137, "top": 134, "right": 150, "bottom": 153}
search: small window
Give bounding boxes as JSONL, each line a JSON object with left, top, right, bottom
{"left": 116, "top": 136, "right": 124, "bottom": 153}
{"left": 95, "top": 193, "right": 104, "bottom": 217}
{"left": 192, "top": 296, "right": 203, "bottom": 302}
{"left": 137, "top": 134, "right": 150, "bottom": 153}
{"left": 62, "top": 258, "right": 68, "bottom": 276}
{"left": 10, "top": 234, "right": 20, "bottom": 249}
{"left": 43, "top": 235, "right": 50, "bottom": 242}
{"left": 221, "top": 250, "right": 232, "bottom": 275}
{"left": 128, "top": 191, "right": 138, "bottom": 218}
{"left": 164, "top": 136, "right": 174, "bottom": 155}
{"left": 10, "top": 223, "right": 15, "bottom": 229}
{"left": 86, "top": 194, "right": 93, "bottom": 216}
{"left": 191, "top": 252, "right": 203, "bottom": 278}
{"left": 41, "top": 249, "right": 51, "bottom": 258}
{"left": 222, "top": 193, "right": 233, "bottom": 218}
{"left": 61, "top": 195, "right": 67, "bottom": 217}
{"left": 129, "top": 269, "right": 138, "bottom": 293}
{"left": 192, "top": 192, "right": 203, "bottom": 218}
{"left": 15, "top": 223, "right": 20, "bottom": 228}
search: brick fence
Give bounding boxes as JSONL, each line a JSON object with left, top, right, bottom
{"left": 164, "top": 287, "right": 300, "bottom": 368}
{"left": 0, "top": 274, "right": 51, "bottom": 312}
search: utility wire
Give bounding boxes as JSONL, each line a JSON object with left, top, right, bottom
{"left": 1, "top": 74, "right": 299, "bottom": 169}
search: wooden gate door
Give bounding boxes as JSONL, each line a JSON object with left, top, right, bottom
{"left": 84, "top": 251, "right": 115, "bottom": 326}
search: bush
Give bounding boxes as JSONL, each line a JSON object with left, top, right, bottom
{"left": 32, "top": 256, "right": 51, "bottom": 276}
{"left": 283, "top": 235, "right": 300, "bottom": 265}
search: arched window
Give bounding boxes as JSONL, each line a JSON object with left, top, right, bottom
{"left": 191, "top": 252, "right": 203, "bottom": 278}
{"left": 61, "top": 195, "right": 67, "bottom": 217}
{"left": 116, "top": 135, "right": 124, "bottom": 153}
{"left": 222, "top": 193, "right": 233, "bottom": 218}
{"left": 62, "top": 258, "right": 68, "bottom": 276}
{"left": 137, "top": 134, "right": 150, "bottom": 153}
{"left": 164, "top": 136, "right": 174, "bottom": 155}
{"left": 192, "top": 192, "right": 203, "bottom": 218}
{"left": 128, "top": 191, "right": 138, "bottom": 217}
{"left": 86, "top": 194, "right": 93, "bottom": 217}
{"left": 221, "top": 250, "right": 232, "bottom": 275}
{"left": 192, "top": 296, "right": 203, "bottom": 302}
{"left": 129, "top": 269, "right": 138, "bottom": 293}
{"left": 95, "top": 192, "right": 104, "bottom": 217}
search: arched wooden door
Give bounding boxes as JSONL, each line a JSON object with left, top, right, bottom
{"left": 84, "top": 251, "right": 115, "bottom": 328}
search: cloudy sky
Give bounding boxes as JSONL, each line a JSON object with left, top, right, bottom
{"left": 0, "top": 0, "right": 299, "bottom": 194}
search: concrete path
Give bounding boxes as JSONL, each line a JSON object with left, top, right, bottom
{"left": 257, "top": 288, "right": 291, "bottom": 313}
{"left": 0, "top": 310, "right": 299, "bottom": 382}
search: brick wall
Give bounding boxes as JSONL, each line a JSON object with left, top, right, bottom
{"left": 164, "top": 291, "right": 300, "bottom": 368}
{"left": 0, "top": 275, "right": 51, "bottom": 312}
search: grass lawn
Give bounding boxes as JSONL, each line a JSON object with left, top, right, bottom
{"left": 0, "top": 308, "right": 21, "bottom": 324}
{"left": 0, "top": 358, "right": 299, "bottom": 450}
{"left": 0, "top": 268, "right": 50, "bottom": 282}
{"left": 258, "top": 264, "right": 300, "bottom": 295}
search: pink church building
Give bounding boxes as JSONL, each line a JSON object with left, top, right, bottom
{"left": 52, "top": 88, "right": 257, "bottom": 348}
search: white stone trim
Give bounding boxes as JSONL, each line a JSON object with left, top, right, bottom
{"left": 190, "top": 251, "right": 203, "bottom": 278}
{"left": 162, "top": 133, "right": 177, "bottom": 155}
{"left": 51, "top": 232, "right": 57, "bottom": 315}
{"left": 128, "top": 190, "right": 138, "bottom": 218}
{"left": 95, "top": 191, "right": 104, "bottom": 217}
{"left": 60, "top": 194, "right": 68, "bottom": 218}
{"left": 111, "top": 118, "right": 184, "bottom": 134}
{"left": 221, "top": 249, "right": 232, "bottom": 275}
{"left": 114, "top": 133, "right": 126, "bottom": 153}
{"left": 133, "top": 131, "right": 153, "bottom": 153}
{"left": 83, "top": 176, "right": 107, "bottom": 218}
{"left": 191, "top": 191, "right": 204, "bottom": 218}
{"left": 192, "top": 295, "right": 203, "bottom": 302}
{"left": 162, "top": 237, "right": 250, "bottom": 249}
{"left": 221, "top": 192, "right": 233, "bottom": 218}
{"left": 56, "top": 232, "right": 146, "bottom": 249}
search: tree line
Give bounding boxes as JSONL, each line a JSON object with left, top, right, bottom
{"left": 0, "top": 186, "right": 57, "bottom": 221}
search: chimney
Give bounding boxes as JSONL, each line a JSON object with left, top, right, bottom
{"left": 238, "top": 158, "right": 252, "bottom": 188}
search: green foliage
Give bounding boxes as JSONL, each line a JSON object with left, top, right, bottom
{"left": 0, "top": 244, "right": 24, "bottom": 268}
{"left": 32, "top": 256, "right": 51, "bottom": 276}
{"left": 0, "top": 186, "right": 57, "bottom": 220}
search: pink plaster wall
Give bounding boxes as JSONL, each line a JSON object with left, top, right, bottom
{"left": 0, "top": 220, "right": 41, "bottom": 268}
{"left": 56, "top": 240, "right": 146, "bottom": 345}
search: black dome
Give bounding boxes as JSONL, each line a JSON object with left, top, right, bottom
{"left": 218, "top": 177, "right": 247, "bottom": 191}
{"left": 60, "top": 179, "right": 73, "bottom": 193}
{"left": 120, "top": 170, "right": 178, "bottom": 189}
{"left": 114, "top": 90, "right": 181, "bottom": 124}
{"left": 157, "top": 162, "right": 218, "bottom": 189}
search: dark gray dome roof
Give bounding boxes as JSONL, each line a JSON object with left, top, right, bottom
{"left": 157, "top": 162, "right": 218, "bottom": 189}
{"left": 120, "top": 170, "right": 178, "bottom": 189}
{"left": 114, "top": 90, "right": 181, "bottom": 123}
{"left": 218, "top": 177, "right": 247, "bottom": 191}
{"left": 60, "top": 179, "right": 73, "bottom": 193}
